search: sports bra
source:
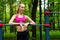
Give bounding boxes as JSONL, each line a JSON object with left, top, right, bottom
{"left": 15, "top": 15, "right": 26, "bottom": 23}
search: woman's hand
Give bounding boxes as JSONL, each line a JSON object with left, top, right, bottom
{"left": 19, "top": 22, "right": 29, "bottom": 27}
{"left": 19, "top": 22, "right": 29, "bottom": 30}
{"left": 24, "top": 22, "right": 30, "bottom": 26}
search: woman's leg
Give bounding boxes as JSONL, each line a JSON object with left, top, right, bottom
{"left": 23, "top": 30, "right": 29, "bottom": 40}
{"left": 17, "top": 32, "right": 24, "bottom": 40}
{"left": 17, "top": 30, "right": 29, "bottom": 40}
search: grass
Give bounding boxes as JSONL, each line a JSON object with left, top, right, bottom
{"left": 3, "top": 32, "right": 16, "bottom": 38}
{"left": 3, "top": 30, "right": 60, "bottom": 40}
{"left": 50, "top": 30, "right": 60, "bottom": 38}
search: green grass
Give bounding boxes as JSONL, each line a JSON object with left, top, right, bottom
{"left": 3, "top": 32, "right": 16, "bottom": 38}
{"left": 3, "top": 30, "right": 60, "bottom": 40}
{"left": 50, "top": 30, "right": 60, "bottom": 38}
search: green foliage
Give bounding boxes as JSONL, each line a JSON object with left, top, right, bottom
{"left": 50, "top": 30, "right": 60, "bottom": 38}
{"left": 3, "top": 31, "right": 60, "bottom": 40}
{"left": 7, "top": 0, "right": 16, "bottom": 5}
{"left": 4, "top": 32, "right": 16, "bottom": 38}
{"left": 0, "top": 0, "right": 60, "bottom": 40}
{"left": 21, "top": 0, "right": 32, "bottom": 4}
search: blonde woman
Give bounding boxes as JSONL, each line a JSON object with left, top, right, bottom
{"left": 9, "top": 3, "right": 35, "bottom": 40}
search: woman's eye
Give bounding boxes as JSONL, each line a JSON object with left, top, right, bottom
{"left": 21, "top": 7, "right": 25, "bottom": 8}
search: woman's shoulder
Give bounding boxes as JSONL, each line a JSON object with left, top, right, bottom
{"left": 24, "top": 15, "right": 30, "bottom": 19}
{"left": 24, "top": 15, "right": 29, "bottom": 17}
{"left": 12, "top": 14, "right": 18, "bottom": 17}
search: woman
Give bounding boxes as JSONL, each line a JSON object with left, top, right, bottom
{"left": 9, "top": 3, "right": 35, "bottom": 40}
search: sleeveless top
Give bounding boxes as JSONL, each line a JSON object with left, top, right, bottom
{"left": 15, "top": 15, "right": 26, "bottom": 23}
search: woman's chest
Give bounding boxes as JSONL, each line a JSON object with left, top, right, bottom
{"left": 15, "top": 15, "right": 26, "bottom": 22}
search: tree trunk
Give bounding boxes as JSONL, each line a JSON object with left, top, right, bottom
{"left": 31, "top": 0, "right": 38, "bottom": 40}
{"left": 39, "top": 0, "right": 42, "bottom": 40}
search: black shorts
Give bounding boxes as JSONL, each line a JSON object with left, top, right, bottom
{"left": 17, "top": 30, "right": 29, "bottom": 40}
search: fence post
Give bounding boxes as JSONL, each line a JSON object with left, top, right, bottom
{"left": 44, "top": 9, "right": 50, "bottom": 40}
{"left": 0, "top": 20, "right": 3, "bottom": 40}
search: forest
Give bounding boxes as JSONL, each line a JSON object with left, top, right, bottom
{"left": 0, "top": 0, "right": 60, "bottom": 40}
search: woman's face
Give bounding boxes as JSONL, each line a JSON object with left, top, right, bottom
{"left": 19, "top": 4, "right": 25, "bottom": 11}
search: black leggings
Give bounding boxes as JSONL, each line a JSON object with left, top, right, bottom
{"left": 17, "top": 30, "right": 29, "bottom": 40}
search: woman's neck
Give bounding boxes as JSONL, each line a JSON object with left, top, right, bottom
{"left": 18, "top": 12, "right": 23, "bottom": 15}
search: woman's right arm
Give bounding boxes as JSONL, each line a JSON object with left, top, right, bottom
{"left": 9, "top": 14, "right": 20, "bottom": 25}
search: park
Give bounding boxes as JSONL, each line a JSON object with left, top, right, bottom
{"left": 0, "top": 0, "right": 60, "bottom": 40}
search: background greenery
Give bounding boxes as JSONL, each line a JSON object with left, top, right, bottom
{"left": 0, "top": 0, "right": 60, "bottom": 40}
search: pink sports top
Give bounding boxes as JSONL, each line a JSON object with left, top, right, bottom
{"left": 15, "top": 15, "right": 26, "bottom": 23}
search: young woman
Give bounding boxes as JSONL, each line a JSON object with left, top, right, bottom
{"left": 9, "top": 3, "right": 35, "bottom": 40}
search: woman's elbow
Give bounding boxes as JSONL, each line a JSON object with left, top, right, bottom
{"left": 30, "top": 21, "right": 36, "bottom": 24}
{"left": 8, "top": 22, "right": 11, "bottom": 24}
{"left": 33, "top": 22, "right": 36, "bottom": 24}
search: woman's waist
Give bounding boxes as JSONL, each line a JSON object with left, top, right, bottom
{"left": 16, "top": 26, "right": 27, "bottom": 29}
{"left": 17, "top": 29, "right": 28, "bottom": 32}
{"left": 17, "top": 28, "right": 27, "bottom": 32}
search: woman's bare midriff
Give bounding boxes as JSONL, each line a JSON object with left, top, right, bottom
{"left": 16, "top": 26, "right": 27, "bottom": 32}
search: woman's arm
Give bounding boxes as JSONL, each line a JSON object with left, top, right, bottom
{"left": 9, "top": 14, "right": 20, "bottom": 25}
{"left": 25, "top": 15, "right": 36, "bottom": 24}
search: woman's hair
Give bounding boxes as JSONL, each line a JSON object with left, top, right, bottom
{"left": 16, "top": 4, "right": 21, "bottom": 14}
{"left": 16, "top": 3, "right": 25, "bottom": 14}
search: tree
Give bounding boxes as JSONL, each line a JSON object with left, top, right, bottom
{"left": 39, "top": 0, "right": 42, "bottom": 40}
{"left": 31, "top": 0, "right": 38, "bottom": 40}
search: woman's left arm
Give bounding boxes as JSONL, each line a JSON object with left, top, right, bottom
{"left": 23, "top": 15, "right": 36, "bottom": 28}
{"left": 25, "top": 15, "right": 35, "bottom": 24}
